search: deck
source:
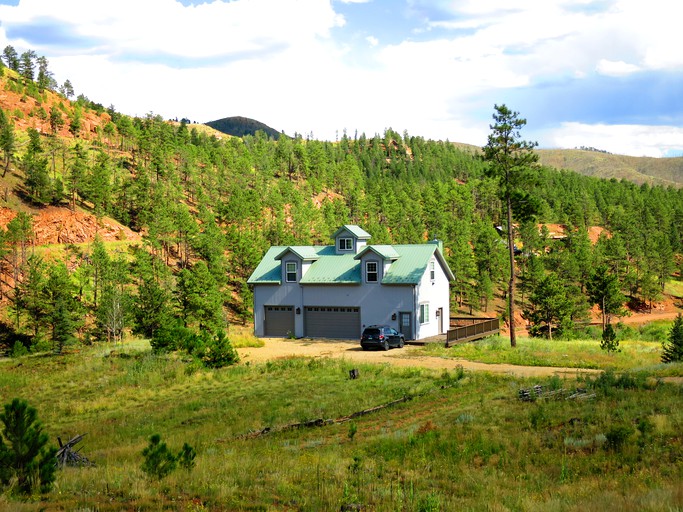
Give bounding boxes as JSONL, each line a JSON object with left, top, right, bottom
{"left": 407, "top": 317, "right": 500, "bottom": 347}
{"left": 446, "top": 317, "right": 500, "bottom": 347}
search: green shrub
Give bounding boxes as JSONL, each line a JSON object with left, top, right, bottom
{"left": 178, "top": 443, "right": 196, "bottom": 471}
{"left": 600, "top": 323, "right": 620, "bottom": 353}
{"left": 189, "top": 330, "right": 239, "bottom": 369}
{"left": 150, "top": 321, "right": 195, "bottom": 353}
{"left": 604, "top": 424, "right": 634, "bottom": 452}
{"left": 141, "top": 434, "right": 177, "bottom": 480}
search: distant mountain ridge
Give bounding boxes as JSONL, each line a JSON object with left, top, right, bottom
{"left": 205, "top": 116, "right": 683, "bottom": 186}
{"left": 453, "top": 142, "right": 683, "bottom": 187}
{"left": 205, "top": 116, "right": 284, "bottom": 140}
{"left": 536, "top": 149, "right": 683, "bottom": 187}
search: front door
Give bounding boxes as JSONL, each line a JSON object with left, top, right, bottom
{"left": 399, "top": 312, "right": 413, "bottom": 341}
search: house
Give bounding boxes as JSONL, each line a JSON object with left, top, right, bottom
{"left": 247, "top": 225, "right": 454, "bottom": 340}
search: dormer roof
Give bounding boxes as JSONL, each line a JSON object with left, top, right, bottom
{"left": 274, "top": 246, "right": 322, "bottom": 261}
{"left": 330, "top": 225, "right": 371, "bottom": 240}
{"left": 354, "top": 245, "right": 400, "bottom": 261}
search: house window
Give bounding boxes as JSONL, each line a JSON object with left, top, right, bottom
{"left": 419, "top": 303, "right": 430, "bottom": 324}
{"left": 366, "top": 261, "right": 378, "bottom": 282}
{"left": 338, "top": 238, "right": 353, "bottom": 251}
{"left": 430, "top": 260, "right": 435, "bottom": 281}
{"left": 285, "top": 262, "right": 297, "bottom": 282}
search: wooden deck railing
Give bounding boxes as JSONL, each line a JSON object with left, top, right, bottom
{"left": 446, "top": 317, "right": 500, "bottom": 347}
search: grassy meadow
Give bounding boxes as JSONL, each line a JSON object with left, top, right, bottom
{"left": 1, "top": 335, "right": 682, "bottom": 511}
{"left": 424, "top": 320, "right": 683, "bottom": 375}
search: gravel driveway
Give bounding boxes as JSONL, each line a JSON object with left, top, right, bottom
{"left": 238, "top": 338, "right": 601, "bottom": 378}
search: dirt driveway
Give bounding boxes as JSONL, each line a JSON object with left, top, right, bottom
{"left": 238, "top": 338, "right": 601, "bottom": 379}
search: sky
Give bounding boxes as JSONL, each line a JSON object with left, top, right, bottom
{"left": 0, "top": 0, "right": 681, "bottom": 157}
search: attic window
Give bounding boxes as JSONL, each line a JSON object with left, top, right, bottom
{"left": 285, "top": 262, "right": 297, "bottom": 283}
{"left": 338, "top": 238, "right": 353, "bottom": 251}
{"left": 430, "top": 261, "right": 435, "bottom": 281}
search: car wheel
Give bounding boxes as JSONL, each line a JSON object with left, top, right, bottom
{"left": 383, "top": 340, "right": 389, "bottom": 351}
{"left": 362, "top": 346, "right": 368, "bottom": 351}
{"left": 399, "top": 338, "right": 404, "bottom": 348}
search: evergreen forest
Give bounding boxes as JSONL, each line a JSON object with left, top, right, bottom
{"left": 1, "top": 47, "right": 683, "bottom": 353}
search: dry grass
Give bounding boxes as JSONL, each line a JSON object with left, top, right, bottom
{"left": 1, "top": 338, "right": 682, "bottom": 510}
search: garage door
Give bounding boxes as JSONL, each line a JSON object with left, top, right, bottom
{"left": 264, "top": 306, "right": 295, "bottom": 337}
{"left": 304, "top": 306, "right": 360, "bottom": 339}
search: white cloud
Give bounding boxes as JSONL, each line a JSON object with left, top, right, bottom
{"left": 596, "top": 59, "right": 641, "bottom": 77}
{"left": 0, "top": 0, "right": 681, "bottom": 156}
{"left": 546, "top": 122, "right": 683, "bottom": 158}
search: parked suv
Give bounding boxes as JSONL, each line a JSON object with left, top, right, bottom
{"left": 360, "top": 325, "right": 405, "bottom": 351}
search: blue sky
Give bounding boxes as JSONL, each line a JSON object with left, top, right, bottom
{"left": 0, "top": 0, "right": 681, "bottom": 157}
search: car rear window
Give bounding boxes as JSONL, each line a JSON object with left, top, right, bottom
{"left": 364, "top": 328, "right": 381, "bottom": 335}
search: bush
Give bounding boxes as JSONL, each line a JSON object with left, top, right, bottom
{"left": 190, "top": 330, "right": 239, "bottom": 369}
{"left": 141, "top": 434, "right": 177, "bottom": 480}
{"left": 150, "top": 321, "right": 195, "bottom": 353}
{"left": 0, "top": 399, "right": 57, "bottom": 494}
{"left": 141, "top": 434, "right": 196, "bottom": 480}
{"left": 604, "top": 424, "right": 634, "bottom": 452}
{"left": 152, "top": 324, "right": 239, "bottom": 369}
{"left": 600, "top": 323, "right": 620, "bottom": 353}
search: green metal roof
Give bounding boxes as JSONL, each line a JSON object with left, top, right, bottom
{"left": 382, "top": 245, "right": 437, "bottom": 284}
{"left": 247, "top": 246, "right": 286, "bottom": 284}
{"left": 248, "top": 242, "right": 455, "bottom": 286}
{"left": 274, "top": 246, "right": 322, "bottom": 261}
{"left": 330, "top": 225, "right": 372, "bottom": 240}
{"left": 354, "top": 245, "right": 400, "bottom": 261}
{"left": 300, "top": 254, "right": 360, "bottom": 284}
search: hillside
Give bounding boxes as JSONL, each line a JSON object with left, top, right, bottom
{"left": 451, "top": 142, "right": 683, "bottom": 186}
{"left": 205, "top": 115, "right": 284, "bottom": 139}
{"left": 537, "top": 148, "right": 683, "bottom": 187}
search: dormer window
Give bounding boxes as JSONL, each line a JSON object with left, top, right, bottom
{"left": 338, "top": 238, "right": 353, "bottom": 251}
{"left": 285, "top": 262, "right": 297, "bottom": 282}
{"left": 366, "top": 261, "right": 378, "bottom": 283}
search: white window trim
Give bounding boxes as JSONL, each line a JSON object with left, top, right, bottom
{"left": 366, "top": 261, "right": 378, "bottom": 283}
{"left": 419, "top": 303, "right": 430, "bottom": 324}
{"left": 338, "top": 237, "right": 353, "bottom": 251}
{"left": 285, "top": 261, "right": 297, "bottom": 283}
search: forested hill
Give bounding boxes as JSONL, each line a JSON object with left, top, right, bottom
{"left": 0, "top": 51, "right": 682, "bottom": 353}
{"left": 205, "top": 116, "right": 283, "bottom": 139}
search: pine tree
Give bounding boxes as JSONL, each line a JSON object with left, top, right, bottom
{"left": 0, "top": 108, "right": 15, "bottom": 177}
{"left": 2, "top": 45, "right": 19, "bottom": 71}
{"left": 483, "top": 105, "right": 539, "bottom": 347}
{"left": 0, "top": 398, "right": 57, "bottom": 494}
{"left": 44, "top": 262, "right": 81, "bottom": 353}
{"left": 662, "top": 313, "right": 683, "bottom": 363}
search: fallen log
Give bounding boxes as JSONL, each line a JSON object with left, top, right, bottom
{"left": 237, "top": 395, "right": 413, "bottom": 440}
{"left": 56, "top": 434, "right": 95, "bottom": 468}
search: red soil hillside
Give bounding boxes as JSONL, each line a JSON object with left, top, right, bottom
{"left": 0, "top": 72, "right": 110, "bottom": 139}
{"left": 0, "top": 206, "right": 140, "bottom": 245}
